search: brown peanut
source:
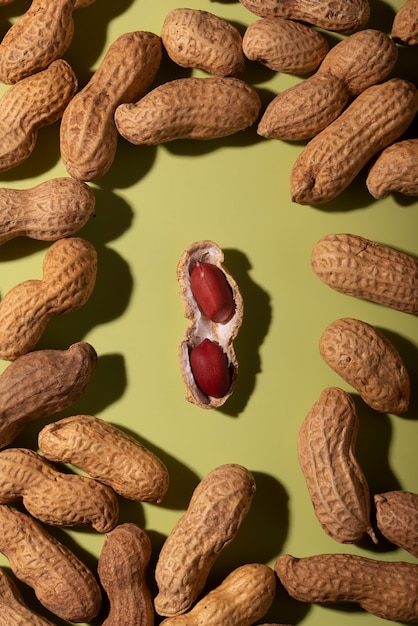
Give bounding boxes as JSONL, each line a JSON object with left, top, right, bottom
{"left": 366, "top": 138, "right": 418, "bottom": 199}
{"left": 0, "top": 448, "right": 119, "bottom": 532}
{"left": 159, "top": 563, "right": 276, "bottom": 626}
{"left": 238, "top": 0, "right": 370, "bottom": 33}
{"left": 189, "top": 338, "right": 231, "bottom": 398}
{"left": 374, "top": 490, "right": 418, "bottom": 558}
{"left": 60, "top": 31, "right": 162, "bottom": 181}
{"left": 392, "top": 0, "right": 418, "bottom": 45}
{"left": 311, "top": 233, "right": 418, "bottom": 314}
{"left": 0, "top": 0, "right": 76, "bottom": 84}
{"left": 38, "top": 414, "right": 169, "bottom": 503}
{"left": 0, "top": 504, "right": 102, "bottom": 622}
{"left": 0, "top": 177, "right": 95, "bottom": 245}
{"left": 154, "top": 464, "right": 256, "bottom": 616}
{"left": 319, "top": 317, "right": 410, "bottom": 413}
{"left": 114, "top": 77, "right": 262, "bottom": 145}
{"left": 290, "top": 78, "right": 418, "bottom": 204}
{"left": 97, "top": 523, "right": 154, "bottom": 626}
{"left": 0, "top": 341, "right": 96, "bottom": 448}
{"left": 298, "top": 387, "right": 376, "bottom": 543}
{"left": 0, "top": 236, "right": 97, "bottom": 360}
{"left": 161, "top": 8, "right": 245, "bottom": 76}
{"left": 0, "top": 567, "right": 56, "bottom": 626}
{"left": 275, "top": 552, "right": 418, "bottom": 622}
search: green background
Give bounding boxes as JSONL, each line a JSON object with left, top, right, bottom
{"left": 0, "top": 0, "right": 417, "bottom": 624}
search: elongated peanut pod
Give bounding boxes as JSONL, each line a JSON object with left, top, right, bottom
{"left": 0, "top": 178, "right": 95, "bottom": 245}
{"left": 0, "top": 567, "right": 56, "bottom": 626}
{"left": 366, "top": 138, "right": 418, "bottom": 199}
{"left": 392, "top": 0, "right": 418, "bottom": 45}
{"left": 0, "top": 504, "right": 102, "bottom": 622}
{"left": 298, "top": 387, "right": 376, "bottom": 543}
{"left": 0, "top": 237, "right": 97, "bottom": 360}
{"left": 0, "top": 342, "right": 96, "bottom": 448}
{"left": 114, "top": 77, "right": 261, "bottom": 145}
{"left": 275, "top": 553, "right": 418, "bottom": 623}
{"left": 159, "top": 563, "right": 276, "bottom": 626}
{"left": 311, "top": 233, "right": 418, "bottom": 314}
{"left": 154, "top": 464, "right": 256, "bottom": 616}
{"left": 38, "top": 414, "right": 169, "bottom": 503}
{"left": 374, "top": 490, "right": 418, "bottom": 558}
{"left": 0, "top": 448, "right": 119, "bottom": 532}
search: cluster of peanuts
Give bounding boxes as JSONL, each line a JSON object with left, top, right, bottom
{"left": 0, "top": 0, "right": 416, "bottom": 625}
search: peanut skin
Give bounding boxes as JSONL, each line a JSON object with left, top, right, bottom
{"left": 97, "top": 523, "right": 154, "bottom": 626}
{"left": 366, "top": 138, "right": 418, "bottom": 199}
{"left": 0, "top": 567, "right": 56, "bottom": 626}
{"left": 319, "top": 317, "right": 410, "bottom": 413}
{"left": 159, "top": 563, "right": 276, "bottom": 626}
{"left": 0, "top": 237, "right": 97, "bottom": 360}
{"left": 0, "top": 504, "right": 102, "bottom": 622}
{"left": 0, "top": 177, "right": 95, "bottom": 245}
{"left": 275, "top": 553, "right": 418, "bottom": 622}
{"left": 298, "top": 387, "right": 376, "bottom": 544}
{"left": 0, "top": 448, "right": 119, "bottom": 532}
{"left": 311, "top": 233, "right": 418, "bottom": 314}
{"left": 374, "top": 490, "right": 418, "bottom": 558}
{"left": 392, "top": 0, "right": 418, "bottom": 45}
{"left": 0, "top": 342, "right": 96, "bottom": 448}
{"left": 154, "top": 464, "right": 256, "bottom": 616}
{"left": 38, "top": 414, "right": 169, "bottom": 503}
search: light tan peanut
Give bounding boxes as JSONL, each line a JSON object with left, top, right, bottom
{"left": 374, "top": 490, "right": 418, "bottom": 558}
{"left": 0, "top": 448, "right": 119, "bottom": 532}
{"left": 0, "top": 504, "right": 102, "bottom": 622}
{"left": 0, "top": 177, "right": 95, "bottom": 245}
{"left": 311, "top": 233, "right": 418, "bottom": 314}
{"left": 275, "top": 553, "right": 418, "bottom": 622}
{"left": 366, "top": 138, "right": 418, "bottom": 199}
{"left": 0, "top": 341, "right": 96, "bottom": 448}
{"left": 258, "top": 29, "right": 398, "bottom": 141}
{"left": 243, "top": 17, "right": 329, "bottom": 74}
{"left": 238, "top": 0, "right": 370, "bottom": 33}
{"left": 161, "top": 8, "right": 245, "bottom": 76}
{"left": 114, "top": 77, "right": 262, "bottom": 145}
{"left": 392, "top": 0, "right": 418, "bottom": 45}
{"left": 0, "top": 59, "right": 77, "bottom": 173}
{"left": 38, "top": 414, "right": 169, "bottom": 503}
{"left": 97, "top": 523, "right": 154, "bottom": 626}
{"left": 0, "top": 236, "right": 97, "bottom": 360}
{"left": 290, "top": 78, "right": 418, "bottom": 204}
{"left": 0, "top": 567, "right": 56, "bottom": 626}
{"left": 298, "top": 387, "right": 376, "bottom": 543}
{"left": 319, "top": 318, "right": 410, "bottom": 413}
{"left": 0, "top": 0, "right": 76, "bottom": 84}
{"left": 159, "top": 563, "right": 276, "bottom": 626}
{"left": 154, "top": 464, "right": 256, "bottom": 616}
{"left": 177, "top": 240, "right": 243, "bottom": 409}
{"left": 60, "top": 31, "right": 162, "bottom": 181}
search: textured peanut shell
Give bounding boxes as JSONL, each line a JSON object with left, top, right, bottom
{"left": 38, "top": 414, "right": 169, "bottom": 502}
{"left": 366, "top": 138, "right": 418, "bottom": 199}
{"left": 392, "top": 0, "right": 418, "bottom": 45}
{"left": 177, "top": 240, "right": 243, "bottom": 409}
{"left": 159, "top": 563, "right": 276, "bottom": 626}
{"left": 319, "top": 318, "right": 410, "bottom": 413}
{"left": 154, "top": 464, "right": 256, "bottom": 616}
{"left": 275, "top": 553, "right": 418, "bottom": 622}
{"left": 0, "top": 567, "right": 56, "bottom": 626}
{"left": 290, "top": 78, "right": 418, "bottom": 204}
{"left": 0, "top": 59, "right": 77, "bottom": 173}
{"left": 0, "top": 177, "right": 95, "bottom": 245}
{"left": 114, "top": 77, "right": 261, "bottom": 145}
{"left": 0, "top": 448, "right": 119, "bottom": 532}
{"left": 0, "top": 0, "right": 76, "bottom": 84}
{"left": 0, "top": 236, "right": 97, "bottom": 360}
{"left": 298, "top": 387, "right": 376, "bottom": 543}
{"left": 161, "top": 8, "right": 245, "bottom": 76}
{"left": 98, "top": 523, "right": 154, "bottom": 626}
{"left": 238, "top": 0, "right": 370, "bottom": 32}
{"left": 60, "top": 31, "right": 162, "bottom": 181}
{"left": 0, "top": 341, "right": 96, "bottom": 448}
{"left": 311, "top": 233, "right": 418, "bottom": 314}
{"left": 0, "top": 504, "right": 102, "bottom": 622}
{"left": 374, "top": 490, "right": 418, "bottom": 558}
